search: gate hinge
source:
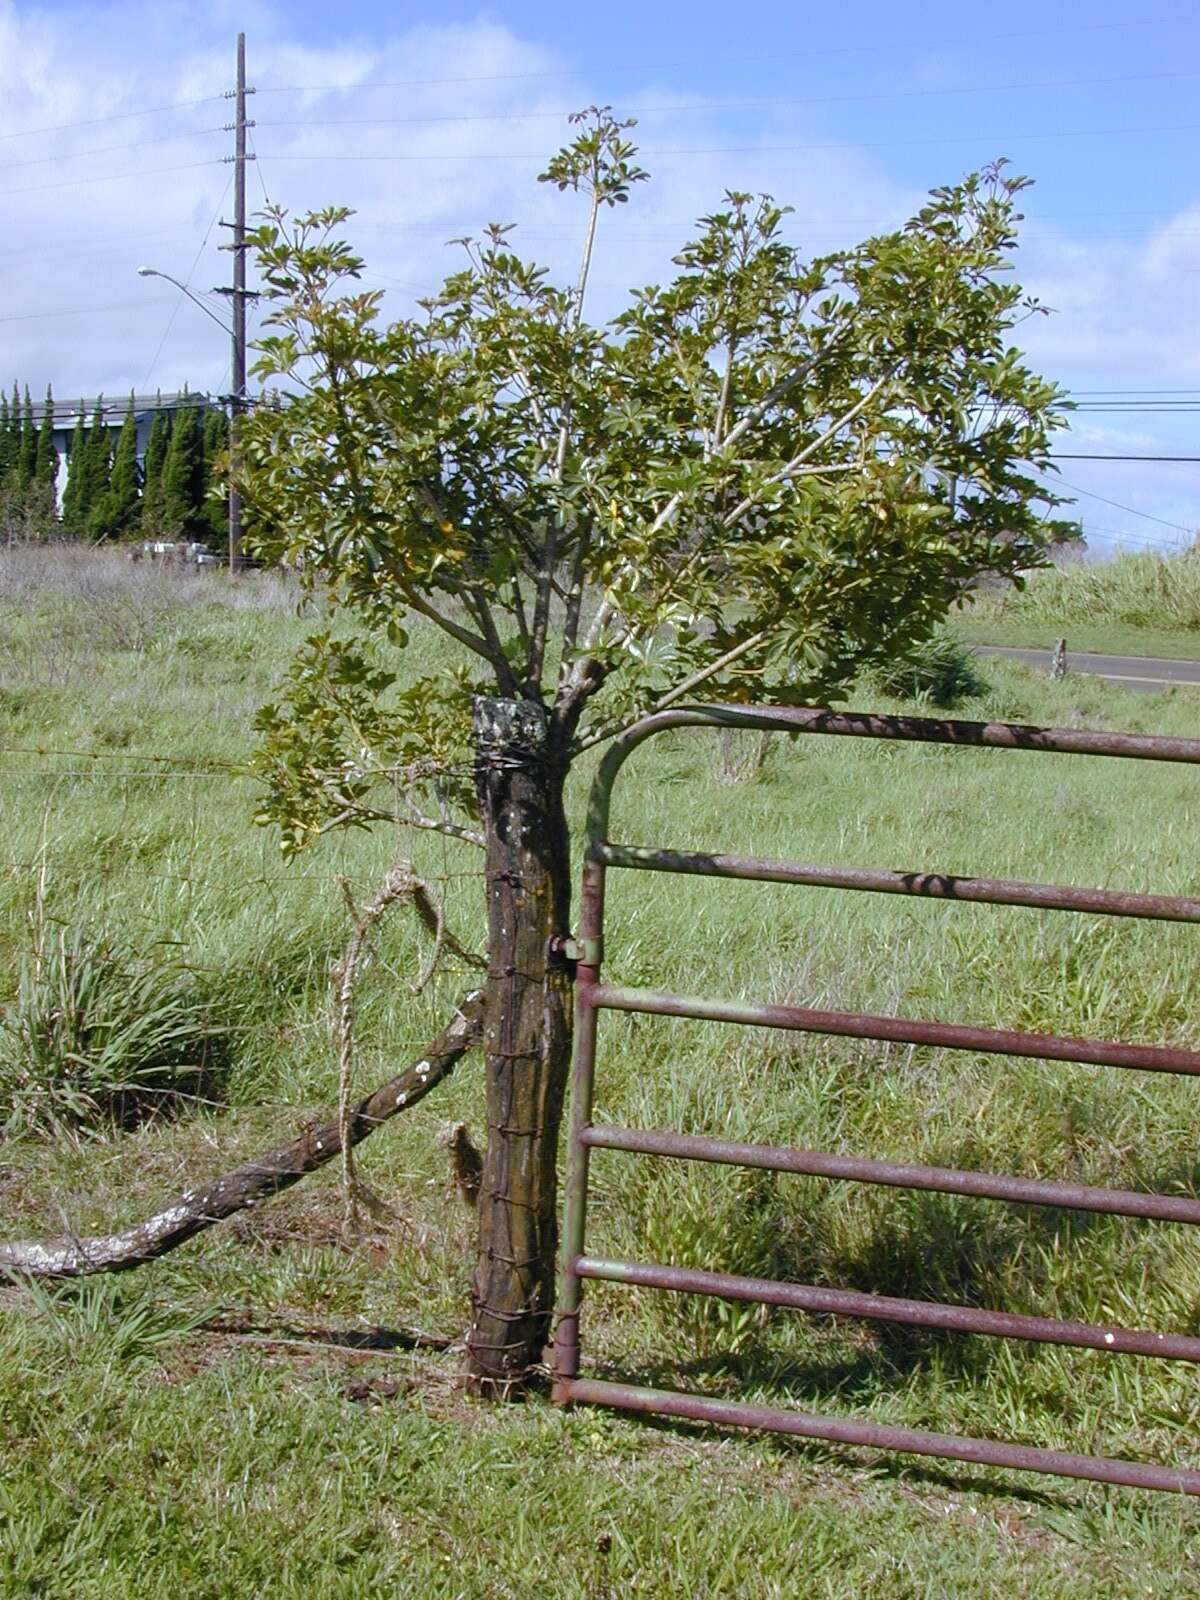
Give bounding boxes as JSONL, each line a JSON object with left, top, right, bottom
{"left": 550, "top": 934, "right": 603, "bottom": 968}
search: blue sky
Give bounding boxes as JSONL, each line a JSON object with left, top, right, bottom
{"left": 2, "top": 0, "right": 1198, "bottom": 553}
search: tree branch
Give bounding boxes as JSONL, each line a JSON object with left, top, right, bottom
{"left": 394, "top": 580, "right": 506, "bottom": 671}
{"left": 717, "top": 376, "right": 889, "bottom": 529}
{"left": 708, "top": 335, "right": 736, "bottom": 460}
{"left": 0, "top": 992, "right": 484, "bottom": 1280}
{"left": 339, "top": 394, "right": 514, "bottom": 685}
{"left": 569, "top": 339, "right": 856, "bottom": 679}
{"left": 528, "top": 184, "right": 603, "bottom": 696}
{"left": 393, "top": 799, "right": 486, "bottom": 851}
{"left": 553, "top": 521, "right": 594, "bottom": 706}
{"left": 571, "top": 629, "right": 769, "bottom": 755}
{"left": 466, "top": 587, "right": 519, "bottom": 697}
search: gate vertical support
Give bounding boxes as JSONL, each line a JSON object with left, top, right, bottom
{"left": 551, "top": 850, "right": 606, "bottom": 1401}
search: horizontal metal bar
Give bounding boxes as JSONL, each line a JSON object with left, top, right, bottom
{"left": 575, "top": 1256, "right": 1200, "bottom": 1362}
{"left": 590, "top": 985, "right": 1200, "bottom": 1075}
{"left": 586, "top": 707, "right": 1200, "bottom": 855}
{"left": 596, "top": 844, "right": 1200, "bottom": 925}
{"left": 613, "top": 706, "right": 1200, "bottom": 765}
{"left": 581, "top": 1125, "right": 1200, "bottom": 1226}
{"left": 561, "top": 1378, "right": 1200, "bottom": 1496}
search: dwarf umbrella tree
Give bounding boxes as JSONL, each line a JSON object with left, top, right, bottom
{"left": 238, "top": 110, "right": 1067, "bottom": 1392}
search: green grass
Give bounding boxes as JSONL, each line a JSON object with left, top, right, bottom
{"left": 954, "top": 616, "right": 1200, "bottom": 662}
{"left": 4, "top": 545, "right": 1200, "bottom": 1596}
{"left": 955, "top": 550, "right": 1200, "bottom": 661}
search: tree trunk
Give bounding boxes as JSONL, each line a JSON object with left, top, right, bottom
{"left": 466, "top": 697, "right": 574, "bottom": 1394}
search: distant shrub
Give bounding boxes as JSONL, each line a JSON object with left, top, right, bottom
{"left": 966, "top": 550, "right": 1200, "bottom": 632}
{"left": 871, "top": 628, "right": 987, "bottom": 707}
{"left": 0, "top": 928, "right": 224, "bottom": 1139}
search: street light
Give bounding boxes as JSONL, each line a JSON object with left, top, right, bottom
{"left": 137, "top": 264, "right": 242, "bottom": 574}
{"left": 137, "top": 266, "right": 232, "bottom": 336}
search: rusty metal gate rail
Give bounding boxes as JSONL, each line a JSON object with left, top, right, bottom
{"left": 551, "top": 705, "right": 1200, "bottom": 1496}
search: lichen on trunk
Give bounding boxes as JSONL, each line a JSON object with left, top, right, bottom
{"left": 466, "top": 697, "right": 575, "bottom": 1393}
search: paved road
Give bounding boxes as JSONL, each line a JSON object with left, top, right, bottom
{"left": 973, "top": 645, "right": 1200, "bottom": 692}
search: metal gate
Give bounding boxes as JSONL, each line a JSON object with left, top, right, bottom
{"left": 551, "top": 704, "right": 1200, "bottom": 1495}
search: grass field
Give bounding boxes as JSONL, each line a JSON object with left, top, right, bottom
{"left": 955, "top": 615, "right": 1200, "bottom": 663}
{"left": 955, "top": 550, "right": 1200, "bottom": 662}
{"left": 4, "top": 546, "right": 1200, "bottom": 1597}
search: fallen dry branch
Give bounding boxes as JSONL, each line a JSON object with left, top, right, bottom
{"left": 0, "top": 989, "right": 484, "bottom": 1280}
{"left": 333, "top": 861, "right": 485, "bottom": 1231}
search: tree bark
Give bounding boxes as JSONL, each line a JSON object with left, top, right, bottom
{"left": 0, "top": 991, "right": 483, "bottom": 1279}
{"left": 466, "top": 697, "right": 574, "bottom": 1393}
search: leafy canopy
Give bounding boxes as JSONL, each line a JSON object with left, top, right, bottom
{"left": 239, "top": 108, "right": 1068, "bottom": 854}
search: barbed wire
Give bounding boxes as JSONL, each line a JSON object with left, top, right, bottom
{"left": 0, "top": 768, "right": 247, "bottom": 780}
{"left": 0, "top": 745, "right": 242, "bottom": 768}
{"left": 0, "top": 858, "right": 481, "bottom": 883}
{"left": 0, "top": 757, "right": 484, "bottom": 783}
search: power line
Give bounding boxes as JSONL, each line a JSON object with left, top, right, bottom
{"left": 142, "top": 172, "right": 234, "bottom": 391}
{"left": 344, "top": 206, "right": 1200, "bottom": 234}
{"left": 257, "top": 121, "right": 1200, "bottom": 165}
{"left": 0, "top": 297, "right": 176, "bottom": 325}
{"left": 255, "top": 69, "right": 1200, "bottom": 133}
{"left": 1065, "top": 397, "right": 1200, "bottom": 405}
{"left": 1, "top": 125, "right": 225, "bottom": 173}
{"left": 0, "top": 157, "right": 225, "bottom": 199}
{"left": 1071, "top": 521, "right": 1189, "bottom": 549}
{"left": 12, "top": 226, "right": 198, "bottom": 267}
{"left": 247, "top": 126, "right": 273, "bottom": 208}
{"left": 1051, "top": 454, "right": 1200, "bottom": 463}
{"left": 348, "top": 209, "right": 1200, "bottom": 233}
{"left": 1035, "top": 468, "right": 1195, "bottom": 534}
{"left": 249, "top": 14, "right": 1193, "bottom": 97}
{"left": 0, "top": 14, "right": 1180, "bottom": 148}
{"left": 0, "top": 93, "right": 227, "bottom": 145}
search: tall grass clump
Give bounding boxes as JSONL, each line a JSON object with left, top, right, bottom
{"left": 16, "top": 1275, "right": 213, "bottom": 1370}
{"left": 967, "top": 550, "right": 1200, "bottom": 633}
{"left": 868, "top": 626, "right": 988, "bottom": 706}
{"left": 0, "top": 927, "right": 224, "bottom": 1139}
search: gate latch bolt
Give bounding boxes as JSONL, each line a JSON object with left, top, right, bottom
{"left": 549, "top": 934, "right": 603, "bottom": 968}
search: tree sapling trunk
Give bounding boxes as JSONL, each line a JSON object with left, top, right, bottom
{"left": 466, "top": 697, "right": 575, "bottom": 1392}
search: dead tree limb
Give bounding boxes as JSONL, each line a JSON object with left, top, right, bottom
{"left": 333, "top": 861, "right": 486, "bottom": 1231}
{"left": 0, "top": 990, "right": 484, "bottom": 1280}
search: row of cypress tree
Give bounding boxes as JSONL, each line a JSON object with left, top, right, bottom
{"left": 0, "top": 384, "right": 229, "bottom": 543}
{"left": 0, "top": 384, "right": 59, "bottom": 541}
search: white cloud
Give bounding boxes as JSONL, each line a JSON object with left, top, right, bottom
{"left": 1, "top": 0, "right": 1196, "bottom": 549}
{"left": 1018, "top": 209, "right": 1200, "bottom": 385}
{"left": 0, "top": 1, "right": 920, "bottom": 398}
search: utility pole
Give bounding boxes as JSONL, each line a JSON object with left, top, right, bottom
{"left": 221, "top": 32, "right": 254, "bottom": 574}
